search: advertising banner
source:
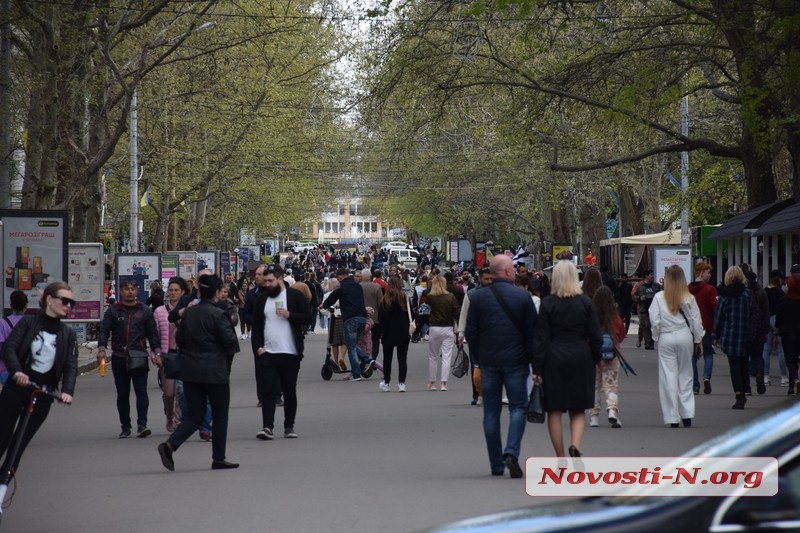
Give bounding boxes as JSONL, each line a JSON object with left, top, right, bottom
{"left": 161, "top": 254, "right": 179, "bottom": 286}
{"left": 653, "top": 247, "right": 692, "bottom": 284}
{"left": 66, "top": 243, "right": 104, "bottom": 322}
{"left": 170, "top": 251, "right": 197, "bottom": 280}
{"left": 0, "top": 210, "right": 68, "bottom": 314}
{"left": 220, "top": 251, "right": 232, "bottom": 276}
{"left": 197, "top": 250, "right": 219, "bottom": 274}
{"left": 115, "top": 253, "right": 162, "bottom": 303}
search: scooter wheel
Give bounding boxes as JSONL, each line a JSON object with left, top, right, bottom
{"left": 361, "top": 363, "right": 374, "bottom": 379}
{"left": 321, "top": 363, "right": 333, "bottom": 381}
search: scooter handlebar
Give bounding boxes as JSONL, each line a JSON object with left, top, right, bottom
{"left": 25, "top": 381, "right": 67, "bottom": 404}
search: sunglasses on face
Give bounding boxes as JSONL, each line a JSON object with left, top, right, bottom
{"left": 52, "top": 295, "right": 76, "bottom": 307}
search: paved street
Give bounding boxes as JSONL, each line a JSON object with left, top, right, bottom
{"left": 1, "top": 326, "right": 791, "bottom": 533}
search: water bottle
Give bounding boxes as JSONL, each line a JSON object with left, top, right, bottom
{"left": 99, "top": 358, "right": 106, "bottom": 377}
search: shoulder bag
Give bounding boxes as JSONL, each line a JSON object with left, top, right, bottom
{"left": 125, "top": 348, "right": 150, "bottom": 374}
{"left": 162, "top": 350, "right": 183, "bottom": 379}
{"left": 406, "top": 296, "right": 416, "bottom": 336}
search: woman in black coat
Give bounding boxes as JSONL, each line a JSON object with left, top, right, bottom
{"left": 378, "top": 276, "right": 413, "bottom": 392}
{"left": 0, "top": 282, "right": 78, "bottom": 475}
{"left": 533, "top": 261, "right": 602, "bottom": 458}
{"left": 157, "top": 274, "right": 240, "bottom": 471}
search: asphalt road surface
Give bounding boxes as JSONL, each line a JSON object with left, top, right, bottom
{"left": 0, "top": 328, "right": 790, "bottom": 533}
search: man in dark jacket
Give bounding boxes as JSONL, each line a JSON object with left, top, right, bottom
{"left": 322, "top": 268, "right": 374, "bottom": 380}
{"left": 251, "top": 265, "right": 310, "bottom": 440}
{"left": 465, "top": 255, "right": 537, "bottom": 479}
{"left": 97, "top": 279, "right": 161, "bottom": 438}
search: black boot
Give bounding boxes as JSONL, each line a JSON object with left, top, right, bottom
{"left": 756, "top": 375, "right": 766, "bottom": 395}
{"left": 732, "top": 394, "right": 746, "bottom": 410}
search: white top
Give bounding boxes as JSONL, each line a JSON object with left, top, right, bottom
{"left": 31, "top": 331, "right": 57, "bottom": 374}
{"left": 262, "top": 289, "right": 298, "bottom": 355}
{"left": 648, "top": 292, "right": 704, "bottom": 342}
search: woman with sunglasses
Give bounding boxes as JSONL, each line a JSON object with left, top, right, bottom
{"left": 0, "top": 282, "right": 78, "bottom": 476}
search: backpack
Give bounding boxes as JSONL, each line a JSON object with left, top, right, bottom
{"left": 0, "top": 316, "right": 17, "bottom": 383}
{"left": 600, "top": 332, "right": 616, "bottom": 361}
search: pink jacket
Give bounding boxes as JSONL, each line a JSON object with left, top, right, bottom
{"left": 153, "top": 305, "right": 173, "bottom": 354}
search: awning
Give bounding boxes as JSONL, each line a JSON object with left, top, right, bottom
{"left": 755, "top": 200, "right": 800, "bottom": 235}
{"left": 708, "top": 199, "right": 796, "bottom": 240}
{"left": 600, "top": 230, "right": 682, "bottom": 247}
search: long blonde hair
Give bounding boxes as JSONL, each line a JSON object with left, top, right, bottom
{"left": 663, "top": 265, "right": 689, "bottom": 314}
{"left": 428, "top": 275, "right": 447, "bottom": 296}
{"left": 551, "top": 261, "right": 582, "bottom": 298}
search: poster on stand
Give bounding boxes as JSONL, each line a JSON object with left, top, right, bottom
{"left": 220, "top": 252, "right": 232, "bottom": 276}
{"left": 115, "top": 253, "right": 161, "bottom": 303}
{"left": 170, "top": 251, "right": 197, "bottom": 280}
{"left": 66, "top": 243, "right": 104, "bottom": 322}
{"left": 197, "top": 250, "right": 220, "bottom": 274}
{"left": 0, "top": 210, "right": 68, "bottom": 314}
{"left": 161, "top": 254, "right": 179, "bottom": 287}
{"left": 653, "top": 247, "right": 692, "bottom": 284}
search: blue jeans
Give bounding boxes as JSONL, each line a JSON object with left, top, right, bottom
{"left": 481, "top": 364, "right": 529, "bottom": 473}
{"left": 692, "top": 333, "right": 715, "bottom": 390}
{"left": 111, "top": 355, "right": 149, "bottom": 429}
{"left": 343, "top": 316, "right": 372, "bottom": 377}
{"left": 762, "top": 315, "right": 786, "bottom": 377}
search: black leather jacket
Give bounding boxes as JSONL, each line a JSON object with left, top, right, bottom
{"left": 1, "top": 313, "right": 79, "bottom": 395}
{"left": 97, "top": 301, "right": 161, "bottom": 356}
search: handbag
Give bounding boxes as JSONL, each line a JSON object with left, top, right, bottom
{"left": 162, "top": 350, "right": 183, "bottom": 379}
{"left": 125, "top": 348, "right": 150, "bottom": 374}
{"left": 526, "top": 382, "right": 545, "bottom": 423}
{"left": 406, "top": 296, "right": 416, "bottom": 336}
{"left": 417, "top": 302, "right": 431, "bottom": 315}
{"left": 451, "top": 345, "right": 469, "bottom": 378}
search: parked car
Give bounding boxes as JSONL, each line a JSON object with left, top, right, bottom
{"left": 424, "top": 399, "right": 800, "bottom": 533}
{"left": 394, "top": 248, "right": 420, "bottom": 268}
{"left": 381, "top": 241, "right": 409, "bottom": 253}
{"left": 293, "top": 242, "right": 320, "bottom": 254}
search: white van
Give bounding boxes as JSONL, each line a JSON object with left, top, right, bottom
{"left": 394, "top": 248, "right": 420, "bottom": 268}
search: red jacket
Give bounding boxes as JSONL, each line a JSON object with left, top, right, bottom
{"left": 688, "top": 280, "right": 717, "bottom": 333}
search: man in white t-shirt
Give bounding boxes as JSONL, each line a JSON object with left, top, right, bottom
{"left": 250, "top": 265, "right": 310, "bottom": 440}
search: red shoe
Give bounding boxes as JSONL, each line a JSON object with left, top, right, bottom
{"left": 200, "top": 431, "right": 212, "bottom": 441}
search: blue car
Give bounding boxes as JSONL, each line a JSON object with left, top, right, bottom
{"left": 425, "top": 400, "right": 800, "bottom": 532}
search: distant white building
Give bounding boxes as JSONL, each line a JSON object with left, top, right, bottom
{"left": 305, "top": 193, "right": 396, "bottom": 245}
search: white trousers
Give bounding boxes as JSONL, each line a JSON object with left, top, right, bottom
{"left": 657, "top": 329, "right": 696, "bottom": 424}
{"left": 428, "top": 326, "right": 455, "bottom": 382}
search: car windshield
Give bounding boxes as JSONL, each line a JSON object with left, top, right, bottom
{"left": 604, "top": 401, "right": 800, "bottom": 505}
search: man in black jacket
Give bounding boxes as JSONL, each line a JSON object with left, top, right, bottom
{"left": 251, "top": 265, "right": 310, "bottom": 440}
{"left": 97, "top": 279, "right": 161, "bottom": 438}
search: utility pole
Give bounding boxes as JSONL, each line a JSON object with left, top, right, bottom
{"left": 0, "top": 0, "right": 11, "bottom": 208}
{"left": 680, "top": 87, "right": 690, "bottom": 245}
{"left": 130, "top": 90, "right": 139, "bottom": 251}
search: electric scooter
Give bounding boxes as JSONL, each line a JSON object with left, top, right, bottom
{"left": 0, "top": 382, "right": 65, "bottom": 529}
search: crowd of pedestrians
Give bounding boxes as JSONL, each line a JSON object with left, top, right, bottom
{"left": 4, "top": 240, "right": 800, "bottom": 481}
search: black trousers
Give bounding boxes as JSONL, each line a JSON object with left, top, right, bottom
{"left": 259, "top": 353, "right": 300, "bottom": 430}
{"left": 168, "top": 381, "right": 230, "bottom": 462}
{"left": 728, "top": 356, "right": 750, "bottom": 395}
{"left": 371, "top": 322, "right": 384, "bottom": 359}
{"left": 0, "top": 382, "right": 53, "bottom": 475}
{"left": 382, "top": 337, "right": 410, "bottom": 384}
{"left": 782, "top": 332, "right": 800, "bottom": 387}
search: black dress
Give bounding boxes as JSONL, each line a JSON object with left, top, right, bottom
{"left": 532, "top": 294, "right": 602, "bottom": 411}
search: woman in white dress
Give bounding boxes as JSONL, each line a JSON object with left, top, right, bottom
{"left": 649, "top": 265, "right": 704, "bottom": 428}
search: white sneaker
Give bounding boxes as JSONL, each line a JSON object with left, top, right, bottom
{"left": 397, "top": 383, "right": 406, "bottom": 392}
{"left": 608, "top": 409, "right": 621, "bottom": 428}
{"left": 781, "top": 376, "right": 789, "bottom": 386}
{"left": 379, "top": 382, "right": 391, "bottom": 392}
{"left": 590, "top": 415, "right": 600, "bottom": 427}
{"left": 476, "top": 396, "right": 482, "bottom": 406}
{"left": 764, "top": 377, "right": 771, "bottom": 386}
